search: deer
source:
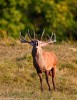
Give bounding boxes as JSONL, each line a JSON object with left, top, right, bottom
{"left": 19, "top": 30, "right": 57, "bottom": 91}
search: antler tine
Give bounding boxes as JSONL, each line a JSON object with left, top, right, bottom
{"left": 19, "top": 31, "right": 24, "bottom": 40}
{"left": 19, "top": 31, "right": 27, "bottom": 43}
{"left": 28, "top": 29, "right": 32, "bottom": 41}
{"left": 53, "top": 32, "right": 56, "bottom": 42}
{"left": 47, "top": 32, "right": 53, "bottom": 42}
{"left": 20, "top": 31, "right": 22, "bottom": 38}
{"left": 51, "top": 32, "right": 53, "bottom": 39}
{"left": 25, "top": 33, "right": 28, "bottom": 38}
{"left": 41, "top": 29, "right": 45, "bottom": 40}
{"left": 33, "top": 30, "right": 35, "bottom": 39}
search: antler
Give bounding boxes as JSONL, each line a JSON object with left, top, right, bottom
{"left": 39, "top": 32, "right": 57, "bottom": 47}
{"left": 33, "top": 30, "right": 36, "bottom": 39}
{"left": 48, "top": 32, "right": 56, "bottom": 43}
{"left": 41, "top": 29, "right": 45, "bottom": 40}
{"left": 19, "top": 31, "right": 30, "bottom": 43}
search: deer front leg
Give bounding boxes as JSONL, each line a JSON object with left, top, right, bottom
{"left": 45, "top": 71, "right": 51, "bottom": 91}
{"left": 52, "top": 68, "right": 55, "bottom": 90}
{"left": 38, "top": 72, "right": 43, "bottom": 92}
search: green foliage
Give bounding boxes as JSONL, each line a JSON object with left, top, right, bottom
{"left": 0, "top": 0, "right": 77, "bottom": 40}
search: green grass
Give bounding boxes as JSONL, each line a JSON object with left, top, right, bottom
{"left": 0, "top": 40, "right": 77, "bottom": 100}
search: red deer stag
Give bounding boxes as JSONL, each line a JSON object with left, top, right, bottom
{"left": 19, "top": 30, "right": 57, "bottom": 91}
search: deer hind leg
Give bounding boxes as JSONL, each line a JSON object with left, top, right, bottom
{"left": 38, "top": 72, "right": 43, "bottom": 92}
{"left": 52, "top": 67, "right": 55, "bottom": 90}
{"left": 45, "top": 71, "right": 51, "bottom": 91}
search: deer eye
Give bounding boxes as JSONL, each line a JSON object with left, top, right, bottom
{"left": 36, "top": 41, "right": 38, "bottom": 46}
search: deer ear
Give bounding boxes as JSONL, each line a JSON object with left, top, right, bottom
{"left": 40, "top": 41, "right": 48, "bottom": 47}
{"left": 30, "top": 41, "right": 35, "bottom": 46}
{"left": 30, "top": 42, "right": 34, "bottom": 46}
{"left": 36, "top": 41, "right": 38, "bottom": 46}
{"left": 41, "top": 43, "right": 48, "bottom": 47}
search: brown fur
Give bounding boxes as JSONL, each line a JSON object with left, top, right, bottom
{"left": 32, "top": 40, "right": 57, "bottom": 91}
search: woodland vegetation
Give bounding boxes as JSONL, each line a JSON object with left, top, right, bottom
{"left": 0, "top": 0, "right": 77, "bottom": 41}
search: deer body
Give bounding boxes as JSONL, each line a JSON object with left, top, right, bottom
{"left": 32, "top": 46, "right": 57, "bottom": 72}
{"left": 20, "top": 30, "right": 57, "bottom": 91}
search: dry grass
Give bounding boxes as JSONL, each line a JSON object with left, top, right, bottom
{"left": 0, "top": 39, "right": 77, "bottom": 100}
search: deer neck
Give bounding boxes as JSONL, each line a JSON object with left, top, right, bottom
{"left": 36, "top": 47, "right": 44, "bottom": 65}
{"left": 32, "top": 47, "right": 43, "bottom": 60}
{"left": 36, "top": 46, "right": 43, "bottom": 56}
{"left": 32, "top": 47, "right": 45, "bottom": 70}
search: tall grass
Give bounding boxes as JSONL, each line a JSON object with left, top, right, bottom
{"left": 0, "top": 40, "right": 77, "bottom": 99}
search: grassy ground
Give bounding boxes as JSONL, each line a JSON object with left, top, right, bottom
{"left": 0, "top": 39, "right": 77, "bottom": 100}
